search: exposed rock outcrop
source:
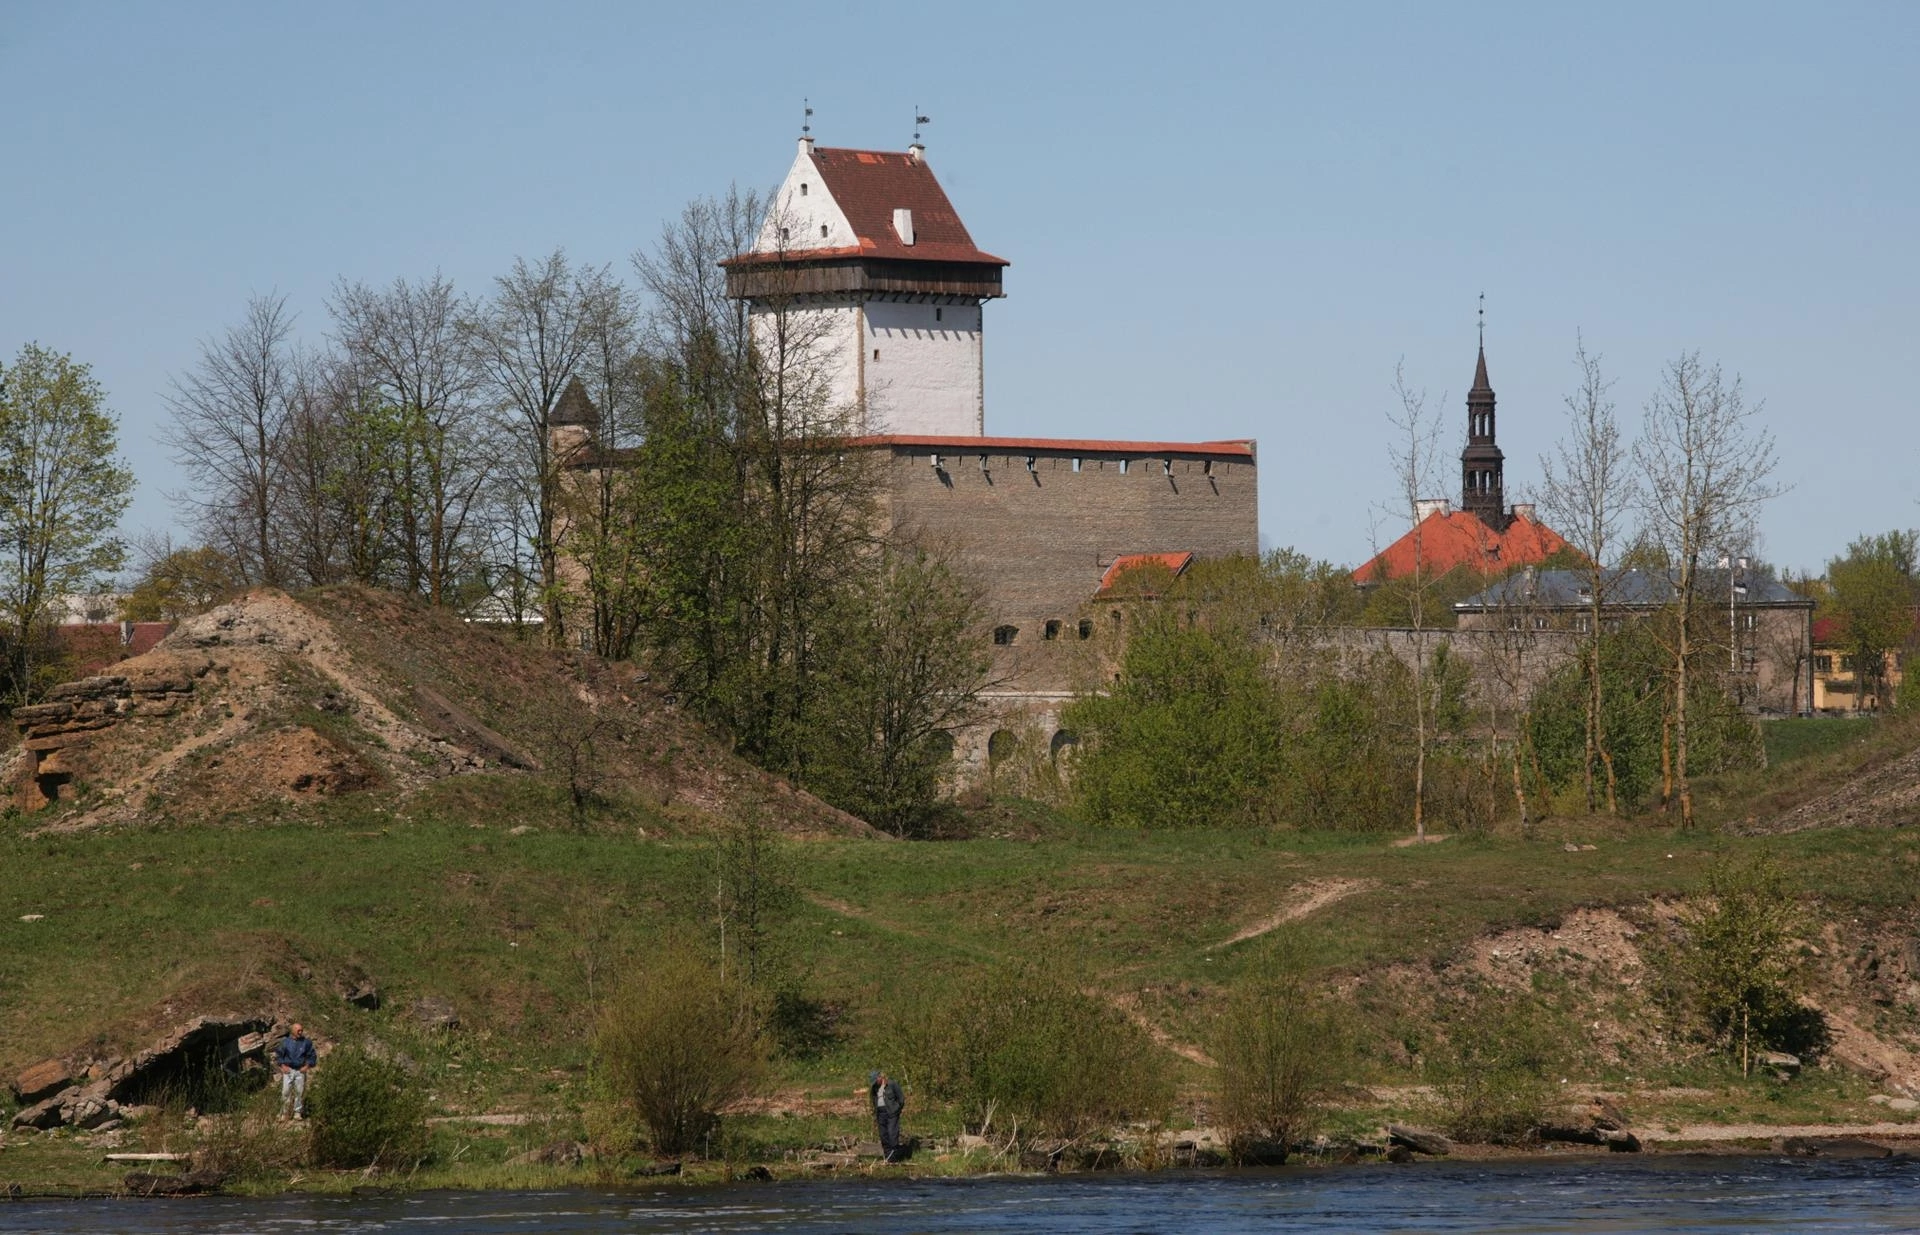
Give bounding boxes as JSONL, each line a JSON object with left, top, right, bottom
{"left": 9, "top": 1014, "right": 272, "bottom": 1132}
{"left": 11, "top": 669, "right": 200, "bottom": 810}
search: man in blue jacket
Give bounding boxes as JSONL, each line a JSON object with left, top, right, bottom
{"left": 274, "top": 1023, "right": 317, "bottom": 1119}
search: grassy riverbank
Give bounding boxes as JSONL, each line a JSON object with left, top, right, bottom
{"left": 3, "top": 715, "right": 1919, "bottom": 1193}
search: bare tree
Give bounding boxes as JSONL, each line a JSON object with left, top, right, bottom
{"left": 561, "top": 278, "right": 645, "bottom": 659}
{"left": 165, "top": 294, "right": 300, "bottom": 585}
{"left": 330, "top": 274, "right": 493, "bottom": 605}
{"left": 1539, "top": 337, "right": 1639, "bottom": 813}
{"left": 1375, "top": 362, "right": 1446, "bottom": 841}
{"left": 462, "top": 252, "right": 630, "bottom": 644}
{"left": 1635, "top": 353, "right": 1779, "bottom": 827}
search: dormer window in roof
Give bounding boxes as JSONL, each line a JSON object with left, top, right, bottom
{"left": 893, "top": 208, "right": 915, "bottom": 246}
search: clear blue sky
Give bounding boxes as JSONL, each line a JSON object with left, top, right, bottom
{"left": 4, "top": 1, "right": 1915, "bottom": 575}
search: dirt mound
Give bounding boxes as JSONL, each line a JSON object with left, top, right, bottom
{"left": 8, "top": 586, "right": 869, "bottom": 836}
{"left": 1753, "top": 742, "right": 1920, "bottom": 834}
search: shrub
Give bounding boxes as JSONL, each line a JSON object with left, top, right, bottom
{"left": 595, "top": 945, "right": 769, "bottom": 1157}
{"left": 900, "top": 964, "right": 1171, "bottom": 1142}
{"left": 1661, "top": 853, "right": 1827, "bottom": 1065}
{"left": 1434, "top": 992, "right": 1560, "bottom": 1145}
{"left": 1213, "top": 953, "right": 1348, "bottom": 1158}
{"left": 1065, "top": 617, "right": 1292, "bottom": 829}
{"left": 194, "top": 1090, "right": 305, "bottom": 1181}
{"left": 307, "top": 1049, "right": 430, "bottom": 1170}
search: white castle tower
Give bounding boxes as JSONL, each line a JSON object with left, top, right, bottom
{"left": 723, "top": 133, "right": 1008, "bottom": 436}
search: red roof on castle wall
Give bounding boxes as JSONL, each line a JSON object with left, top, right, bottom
{"left": 850, "top": 434, "right": 1256, "bottom": 457}
{"left": 1353, "top": 510, "right": 1572, "bottom": 583}
{"left": 724, "top": 147, "right": 1008, "bottom": 268}
{"left": 1094, "top": 552, "right": 1195, "bottom": 599}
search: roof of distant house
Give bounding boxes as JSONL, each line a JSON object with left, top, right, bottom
{"left": 55, "top": 621, "right": 174, "bottom": 676}
{"left": 1455, "top": 568, "right": 1811, "bottom": 612}
{"left": 1812, "top": 609, "right": 1920, "bottom": 647}
{"left": 724, "top": 146, "right": 1008, "bottom": 268}
{"left": 1094, "top": 552, "right": 1195, "bottom": 600}
{"left": 1353, "top": 508, "right": 1572, "bottom": 583}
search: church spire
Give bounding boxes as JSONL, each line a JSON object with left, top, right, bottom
{"left": 1460, "top": 309, "right": 1507, "bottom": 530}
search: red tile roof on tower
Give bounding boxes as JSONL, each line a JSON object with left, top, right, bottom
{"left": 726, "top": 147, "right": 1008, "bottom": 268}
{"left": 1094, "top": 552, "right": 1195, "bottom": 599}
{"left": 1352, "top": 509, "right": 1572, "bottom": 583}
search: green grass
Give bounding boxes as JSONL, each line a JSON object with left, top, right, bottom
{"left": 5, "top": 731, "right": 1920, "bottom": 1188}
{"left": 1762, "top": 716, "right": 1881, "bottom": 766}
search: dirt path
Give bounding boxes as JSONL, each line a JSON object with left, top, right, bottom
{"left": 1640, "top": 1121, "right": 1920, "bottom": 1144}
{"left": 1220, "top": 878, "right": 1375, "bottom": 948}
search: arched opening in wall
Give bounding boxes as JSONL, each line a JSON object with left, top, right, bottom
{"left": 1077, "top": 619, "right": 1093, "bottom": 640}
{"left": 1044, "top": 619, "right": 1062, "bottom": 640}
{"left": 987, "top": 729, "right": 1017, "bottom": 768}
{"left": 926, "top": 730, "right": 955, "bottom": 762}
{"left": 993, "top": 624, "right": 1018, "bottom": 646}
{"left": 1049, "top": 730, "right": 1079, "bottom": 765}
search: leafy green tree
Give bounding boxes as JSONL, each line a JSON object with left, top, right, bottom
{"left": 0, "top": 344, "right": 134, "bottom": 702}
{"left": 1528, "top": 621, "right": 1761, "bottom": 812}
{"left": 804, "top": 544, "right": 993, "bottom": 835}
{"left": 1662, "top": 853, "right": 1825, "bottom": 1068}
{"left": 121, "top": 543, "right": 242, "bottom": 622}
{"left": 1825, "top": 530, "right": 1919, "bottom": 710}
{"left": 1065, "top": 608, "right": 1292, "bottom": 829}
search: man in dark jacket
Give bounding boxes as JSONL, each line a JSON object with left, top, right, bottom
{"left": 274, "top": 1023, "right": 317, "bottom": 1119}
{"left": 867, "top": 1069, "right": 904, "bottom": 1161}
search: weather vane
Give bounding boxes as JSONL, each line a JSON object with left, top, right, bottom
{"left": 913, "top": 108, "right": 930, "bottom": 144}
{"left": 802, "top": 98, "right": 813, "bottom": 136}
{"left": 1478, "top": 292, "right": 1486, "bottom": 346}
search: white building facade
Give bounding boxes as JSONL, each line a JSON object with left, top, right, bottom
{"left": 724, "top": 137, "right": 1006, "bottom": 437}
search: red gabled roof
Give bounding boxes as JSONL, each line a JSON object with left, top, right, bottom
{"left": 1352, "top": 509, "right": 1573, "bottom": 583}
{"left": 1095, "top": 552, "right": 1194, "bottom": 600}
{"left": 727, "top": 147, "right": 1008, "bottom": 268}
{"left": 849, "top": 434, "right": 1256, "bottom": 458}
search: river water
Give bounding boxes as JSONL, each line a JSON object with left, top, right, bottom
{"left": 3, "top": 1158, "right": 1916, "bottom": 1234}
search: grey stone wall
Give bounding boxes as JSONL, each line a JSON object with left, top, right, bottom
{"left": 871, "top": 442, "right": 1259, "bottom": 701}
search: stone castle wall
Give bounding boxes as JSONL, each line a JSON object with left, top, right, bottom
{"left": 868, "top": 439, "right": 1259, "bottom": 765}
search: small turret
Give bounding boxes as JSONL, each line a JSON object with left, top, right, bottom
{"left": 548, "top": 377, "right": 599, "bottom": 462}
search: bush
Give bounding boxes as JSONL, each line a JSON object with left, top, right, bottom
{"left": 1661, "top": 853, "right": 1827, "bottom": 1065}
{"left": 596, "top": 945, "right": 769, "bottom": 1157}
{"left": 900, "top": 964, "right": 1171, "bottom": 1142}
{"left": 307, "top": 1049, "right": 430, "bottom": 1170}
{"left": 1434, "top": 992, "right": 1560, "bottom": 1145}
{"left": 1213, "top": 953, "right": 1347, "bottom": 1158}
{"left": 194, "top": 1090, "right": 305, "bottom": 1181}
{"left": 1065, "top": 617, "right": 1292, "bottom": 829}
